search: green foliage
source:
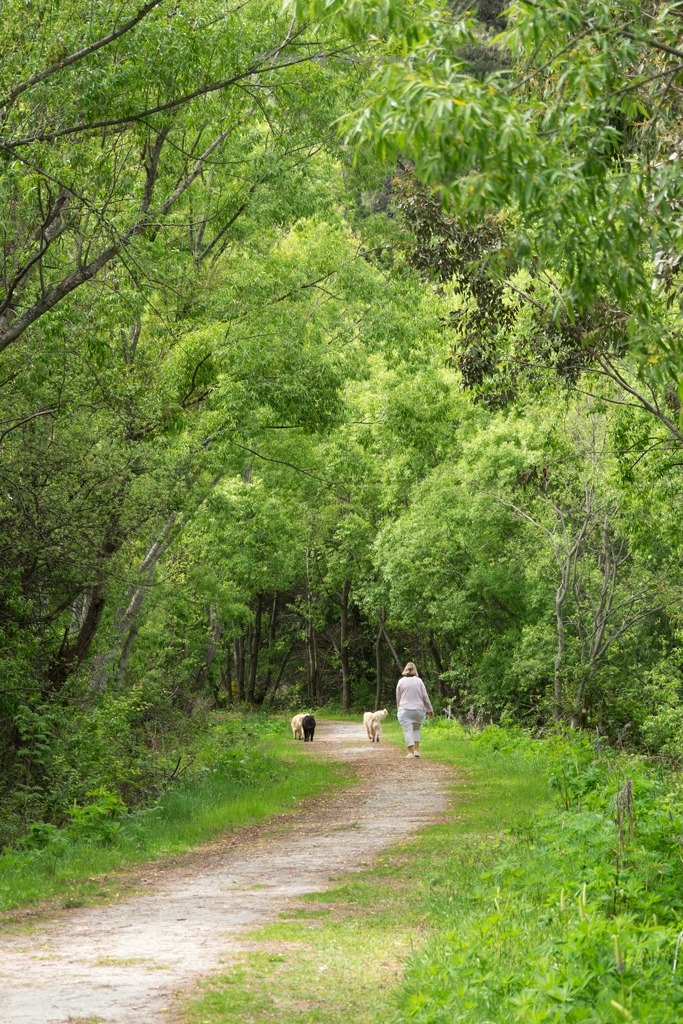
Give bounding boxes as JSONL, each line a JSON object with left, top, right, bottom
{"left": 309, "top": 0, "right": 683, "bottom": 337}
{"left": 66, "top": 788, "right": 128, "bottom": 846}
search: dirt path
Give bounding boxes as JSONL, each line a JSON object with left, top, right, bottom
{"left": 0, "top": 720, "right": 452, "bottom": 1024}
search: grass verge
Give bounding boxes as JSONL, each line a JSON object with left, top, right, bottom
{"left": 0, "top": 717, "right": 350, "bottom": 915}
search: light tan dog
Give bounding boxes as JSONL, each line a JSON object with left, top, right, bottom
{"left": 291, "top": 713, "right": 306, "bottom": 740}
{"left": 363, "top": 708, "right": 388, "bottom": 743}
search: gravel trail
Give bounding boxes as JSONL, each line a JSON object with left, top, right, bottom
{"left": 0, "top": 719, "right": 452, "bottom": 1024}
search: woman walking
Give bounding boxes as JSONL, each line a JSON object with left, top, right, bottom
{"left": 396, "top": 661, "right": 434, "bottom": 758}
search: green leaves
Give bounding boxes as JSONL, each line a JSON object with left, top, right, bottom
{"left": 316, "top": 0, "right": 683, "bottom": 358}
{"left": 288, "top": 0, "right": 445, "bottom": 46}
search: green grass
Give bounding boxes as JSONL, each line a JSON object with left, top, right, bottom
{"left": 181, "top": 718, "right": 550, "bottom": 1024}
{"left": 185, "top": 901, "right": 423, "bottom": 1024}
{"left": 0, "top": 726, "right": 351, "bottom": 915}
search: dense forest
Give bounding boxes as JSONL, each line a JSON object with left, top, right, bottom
{"left": 2, "top": 0, "right": 683, "bottom": 843}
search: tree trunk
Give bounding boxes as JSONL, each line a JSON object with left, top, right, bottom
{"left": 305, "top": 548, "right": 320, "bottom": 703}
{"left": 194, "top": 605, "right": 222, "bottom": 692}
{"left": 233, "top": 633, "right": 245, "bottom": 701}
{"left": 220, "top": 638, "right": 232, "bottom": 702}
{"left": 116, "top": 601, "right": 145, "bottom": 684}
{"left": 380, "top": 619, "right": 403, "bottom": 674}
{"left": 259, "top": 594, "right": 279, "bottom": 703}
{"left": 51, "top": 585, "right": 107, "bottom": 688}
{"left": 96, "top": 475, "right": 224, "bottom": 690}
{"left": 306, "top": 619, "right": 320, "bottom": 703}
{"left": 428, "top": 628, "right": 444, "bottom": 696}
{"left": 51, "top": 501, "right": 132, "bottom": 689}
{"left": 313, "top": 624, "right": 321, "bottom": 704}
{"left": 246, "top": 594, "right": 263, "bottom": 702}
{"left": 374, "top": 622, "right": 383, "bottom": 710}
{"left": 114, "top": 514, "right": 178, "bottom": 685}
{"left": 554, "top": 583, "right": 567, "bottom": 723}
{"left": 340, "top": 578, "right": 351, "bottom": 711}
{"left": 266, "top": 647, "right": 292, "bottom": 705}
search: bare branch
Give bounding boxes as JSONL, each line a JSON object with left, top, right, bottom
{"left": 231, "top": 441, "right": 327, "bottom": 482}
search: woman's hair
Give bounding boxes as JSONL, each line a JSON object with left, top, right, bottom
{"left": 403, "top": 661, "right": 418, "bottom": 677}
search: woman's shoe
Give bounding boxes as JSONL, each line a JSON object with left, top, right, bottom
{"left": 414, "top": 752, "right": 421, "bottom": 757}
{"left": 405, "top": 752, "right": 414, "bottom": 758}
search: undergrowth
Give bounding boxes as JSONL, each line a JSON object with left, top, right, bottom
{"left": 0, "top": 714, "right": 348, "bottom": 913}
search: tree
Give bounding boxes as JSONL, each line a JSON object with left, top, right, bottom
{"left": 298, "top": 0, "right": 683, "bottom": 374}
{"left": 0, "top": 0, "right": 354, "bottom": 352}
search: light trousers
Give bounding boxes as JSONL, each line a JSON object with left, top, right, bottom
{"left": 397, "top": 707, "right": 426, "bottom": 747}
